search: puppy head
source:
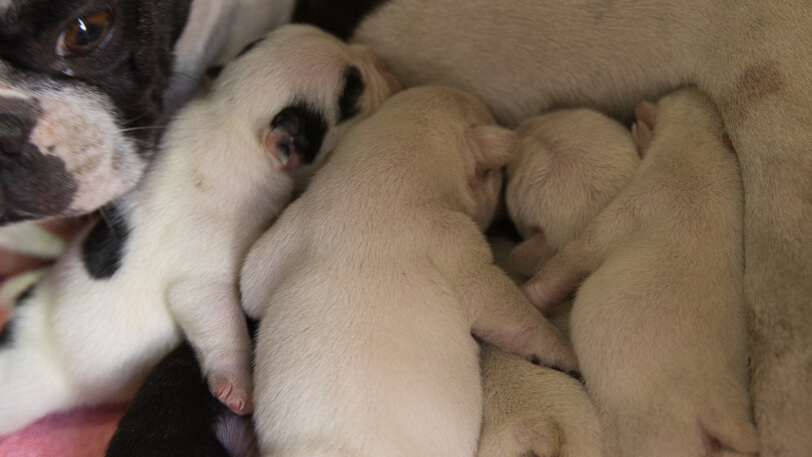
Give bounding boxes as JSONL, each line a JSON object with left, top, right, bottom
{"left": 209, "top": 24, "right": 400, "bottom": 182}
{"left": 368, "top": 86, "right": 515, "bottom": 230}
{"left": 0, "top": 0, "right": 192, "bottom": 223}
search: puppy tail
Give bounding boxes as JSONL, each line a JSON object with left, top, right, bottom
{"left": 699, "top": 405, "right": 760, "bottom": 456}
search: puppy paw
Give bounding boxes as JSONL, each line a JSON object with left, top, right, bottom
{"left": 210, "top": 375, "right": 253, "bottom": 415}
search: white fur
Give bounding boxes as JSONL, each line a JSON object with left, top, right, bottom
{"left": 505, "top": 109, "right": 640, "bottom": 276}
{"left": 524, "top": 88, "right": 758, "bottom": 457}
{"left": 0, "top": 24, "right": 397, "bottom": 436}
{"left": 352, "top": 4, "right": 812, "bottom": 454}
{"left": 241, "top": 86, "right": 576, "bottom": 457}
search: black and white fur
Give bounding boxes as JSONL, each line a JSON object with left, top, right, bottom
{"left": 0, "top": 0, "right": 296, "bottom": 223}
{"left": 0, "top": 23, "right": 398, "bottom": 437}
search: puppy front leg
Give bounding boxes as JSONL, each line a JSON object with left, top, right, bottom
{"left": 166, "top": 279, "right": 253, "bottom": 415}
{"left": 463, "top": 264, "right": 578, "bottom": 373}
{"left": 508, "top": 231, "right": 557, "bottom": 277}
{"left": 522, "top": 195, "right": 638, "bottom": 311}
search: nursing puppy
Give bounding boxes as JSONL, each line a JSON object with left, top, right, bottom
{"left": 0, "top": 24, "right": 397, "bottom": 436}
{"left": 505, "top": 109, "right": 640, "bottom": 277}
{"left": 241, "top": 86, "right": 577, "bottom": 457}
{"left": 524, "top": 88, "right": 758, "bottom": 457}
{"left": 296, "top": 4, "right": 812, "bottom": 453}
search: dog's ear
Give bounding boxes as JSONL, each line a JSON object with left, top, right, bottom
{"left": 633, "top": 101, "right": 658, "bottom": 157}
{"left": 263, "top": 125, "right": 300, "bottom": 171}
{"left": 464, "top": 125, "right": 518, "bottom": 186}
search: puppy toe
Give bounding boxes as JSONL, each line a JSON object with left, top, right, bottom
{"left": 211, "top": 378, "right": 253, "bottom": 415}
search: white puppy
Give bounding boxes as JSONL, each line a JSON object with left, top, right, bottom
{"left": 347, "top": 5, "right": 812, "bottom": 453}
{"left": 523, "top": 88, "right": 758, "bottom": 457}
{"left": 241, "top": 86, "right": 577, "bottom": 457}
{"left": 0, "top": 24, "right": 398, "bottom": 437}
{"left": 505, "top": 109, "right": 640, "bottom": 276}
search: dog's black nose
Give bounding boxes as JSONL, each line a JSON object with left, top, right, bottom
{"left": 0, "top": 97, "right": 40, "bottom": 156}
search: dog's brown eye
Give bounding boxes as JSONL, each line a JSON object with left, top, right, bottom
{"left": 56, "top": 9, "right": 113, "bottom": 57}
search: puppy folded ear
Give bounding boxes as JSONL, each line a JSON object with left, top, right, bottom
{"left": 263, "top": 126, "right": 300, "bottom": 171}
{"left": 633, "top": 100, "right": 658, "bottom": 156}
{"left": 463, "top": 125, "right": 517, "bottom": 189}
{"left": 468, "top": 125, "right": 518, "bottom": 170}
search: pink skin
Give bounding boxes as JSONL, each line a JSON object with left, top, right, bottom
{"left": 264, "top": 128, "right": 300, "bottom": 171}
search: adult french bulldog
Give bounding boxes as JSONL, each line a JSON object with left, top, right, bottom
{"left": 524, "top": 88, "right": 758, "bottom": 457}
{"left": 0, "top": 0, "right": 295, "bottom": 223}
{"left": 293, "top": 3, "right": 812, "bottom": 454}
{"left": 240, "top": 86, "right": 577, "bottom": 457}
{"left": 505, "top": 108, "right": 640, "bottom": 277}
{"left": 0, "top": 23, "right": 398, "bottom": 437}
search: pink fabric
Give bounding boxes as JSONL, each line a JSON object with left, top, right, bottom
{"left": 0, "top": 405, "right": 127, "bottom": 457}
{"left": 0, "top": 406, "right": 126, "bottom": 457}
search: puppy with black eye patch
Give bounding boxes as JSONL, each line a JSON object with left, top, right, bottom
{"left": 0, "top": 23, "right": 398, "bottom": 437}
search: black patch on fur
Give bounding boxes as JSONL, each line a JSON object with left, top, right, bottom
{"left": 106, "top": 318, "right": 259, "bottom": 457}
{"left": 292, "top": 0, "right": 391, "bottom": 41}
{"left": 338, "top": 65, "right": 364, "bottom": 123}
{"left": 82, "top": 205, "right": 130, "bottom": 279}
{"left": 271, "top": 103, "right": 327, "bottom": 165}
{"left": 0, "top": 283, "right": 37, "bottom": 347}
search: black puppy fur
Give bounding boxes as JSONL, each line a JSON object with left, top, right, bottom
{"left": 105, "top": 327, "right": 257, "bottom": 457}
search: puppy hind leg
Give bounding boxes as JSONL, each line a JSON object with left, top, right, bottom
{"left": 167, "top": 280, "right": 253, "bottom": 415}
{"left": 464, "top": 264, "right": 578, "bottom": 373}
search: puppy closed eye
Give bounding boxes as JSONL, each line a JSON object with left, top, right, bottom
{"left": 56, "top": 8, "right": 115, "bottom": 57}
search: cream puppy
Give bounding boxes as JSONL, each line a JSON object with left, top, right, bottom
{"left": 523, "top": 88, "right": 758, "bottom": 457}
{"left": 241, "top": 86, "right": 577, "bottom": 457}
{"left": 0, "top": 24, "right": 397, "bottom": 437}
{"left": 478, "top": 343, "right": 602, "bottom": 457}
{"left": 505, "top": 109, "right": 641, "bottom": 276}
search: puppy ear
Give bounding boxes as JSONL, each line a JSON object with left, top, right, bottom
{"left": 263, "top": 127, "right": 300, "bottom": 170}
{"left": 633, "top": 100, "right": 658, "bottom": 157}
{"left": 468, "top": 125, "right": 518, "bottom": 170}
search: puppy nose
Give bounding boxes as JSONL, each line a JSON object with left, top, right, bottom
{"left": 0, "top": 98, "right": 38, "bottom": 155}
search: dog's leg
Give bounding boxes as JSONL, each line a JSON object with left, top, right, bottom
{"left": 166, "top": 280, "right": 253, "bottom": 415}
{"left": 462, "top": 263, "right": 578, "bottom": 373}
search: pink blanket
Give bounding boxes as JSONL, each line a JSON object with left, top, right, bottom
{"left": 0, "top": 405, "right": 127, "bottom": 457}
